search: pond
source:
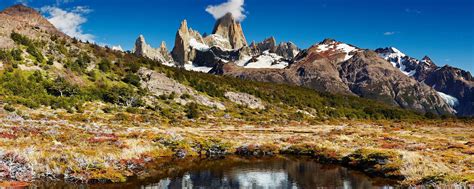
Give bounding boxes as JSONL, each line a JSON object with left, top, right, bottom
{"left": 33, "top": 156, "right": 397, "bottom": 189}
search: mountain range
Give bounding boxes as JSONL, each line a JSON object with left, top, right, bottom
{"left": 131, "top": 12, "right": 473, "bottom": 116}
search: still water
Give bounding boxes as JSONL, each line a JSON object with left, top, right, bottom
{"left": 34, "top": 156, "right": 396, "bottom": 189}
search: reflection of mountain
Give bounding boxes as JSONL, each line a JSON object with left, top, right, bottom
{"left": 138, "top": 157, "right": 393, "bottom": 189}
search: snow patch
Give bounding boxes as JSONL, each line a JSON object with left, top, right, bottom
{"left": 315, "top": 42, "right": 358, "bottom": 61}
{"left": 184, "top": 62, "right": 213, "bottom": 73}
{"left": 208, "top": 34, "right": 228, "bottom": 44}
{"left": 111, "top": 45, "right": 123, "bottom": 52}
{"left": 337, "top": 43, "right": 357, "bottom": 61}
{"left": 189, "top": 38, "right": 210, "bottom": 51}
{"left": 239, "top": 51, "right": 289, "bottom": 69}
{"left": 378, "top": 47, "right": 418, "bottom": 76}
{"left": 437, "top": 92, "right": 459, "bottom": 107}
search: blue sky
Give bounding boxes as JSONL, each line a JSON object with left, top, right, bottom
{"left": 1, "top": 0, "right": 473, "bottom": 72}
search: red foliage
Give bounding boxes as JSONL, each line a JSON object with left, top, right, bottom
{"left": 0, "top": 132, "right": 16, "bottom": 139}
{"left": 88, "top": 133, "right": 118, "bottom": 143}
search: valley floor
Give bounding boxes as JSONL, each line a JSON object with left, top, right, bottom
{"left": 0, "top": 103, "right": 473, "bottom": 187}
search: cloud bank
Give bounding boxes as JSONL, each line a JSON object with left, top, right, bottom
{"left": 205, "top": 0, "right": 246, "bottom": 22}
{"left": 384, "top": 31, "right": 396, "bottom": 36}
{"left": 41, "top": 6, "right": 94, "bottom": 42}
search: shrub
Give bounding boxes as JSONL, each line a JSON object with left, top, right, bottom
{"left": 122, "top": 73, "right": 141, "bottom": 87}
{"left": 11, "top": 49, "right": 23, "bottom": 61}
{"left": 180, "top": 93, "right": 191, "bottom": 99}
{"left": 185, "top": 102, "right": 200, "bottom": 119}
{"left": 26, "top": 45, "right": 44, "bottom": 63}
{"left": 3, "top": 104, "right": 16, "bottom": 112}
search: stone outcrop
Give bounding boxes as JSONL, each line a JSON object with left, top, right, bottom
{"left": 133, "top": 35, "right": 171, "bottom": 63}
{"left": 138, "top": 68, "right": 225, "bottom": 110}
{"left": 224, "top": 91, "right": 265, "bottom": 109}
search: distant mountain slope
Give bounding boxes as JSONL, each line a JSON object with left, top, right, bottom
{"left": 0, "top": 5, "right": 65, "bottom": 49}
{"left": 376, "top": 47, "right": 474, "bottom": 116}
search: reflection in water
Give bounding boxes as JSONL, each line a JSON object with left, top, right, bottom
{"left": 137, "top": 156, "right": 394, "bottom": 189}
{"left": 35, "top": 156, "right": 396, "bottom": 189}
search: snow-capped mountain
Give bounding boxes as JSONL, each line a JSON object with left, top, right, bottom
{"left": 375, "top": 47, "right": 437, "bottom": 79}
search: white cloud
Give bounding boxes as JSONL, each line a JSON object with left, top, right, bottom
{"left": 15, "top": 0, "right": 30, "bottom": 5}
{"left": 16, "top": 0, "right": 73, "bottom": 5}
{"left": 40, "top": 6, "right": 94, "bottom": 42}
{"left": 205, "top": 0, "right": 246, "bottom": 22}
{"left": 56, "top": 0, "right": 74, "bottom": 5}
{"left": 405, "top": 8, "right": 421, "bottom": 14}
{"left": 384, "top": 31, "right": 396, "bottom": 36}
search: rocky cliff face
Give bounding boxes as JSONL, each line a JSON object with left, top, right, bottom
{"left": 0, "top": 4, "right": 65, "bottom": 49}
{"left": 212, "top": 13, "right": 247, "bottom": 49}
{"left": 424, "top": 66, "right": 474, "bottom": 116}
{"left": 133, "top": 35, "right": 171, "bottom": 63}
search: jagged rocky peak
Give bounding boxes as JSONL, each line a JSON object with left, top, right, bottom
{"left": 275, "top": 41, "right": 299, "bottom": 59}
{"left": 421, "top": 56, "right": 434, "bottom": 65}
{"left": 375, "top": 47, "right": 406, "bottom": 57}
{"left": 256, "top": 37, "right": 277, "bottom": 52}
{"left": 133, "top": 35, "right": 171, "bottom": 63}
{"left": 160, "top": 41, "right": 168, "bottom": 52}
{"left": 251, "top": 37, "right": 299, "bottom": 59}
{"left": 171, "top": 19, "right": 207, "bottom": 65}
{"left": 212, "top": 12, "right": 248, "bottom": 49}
{"left": 321, "top": 38, "right": 337, "bottom": 45}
